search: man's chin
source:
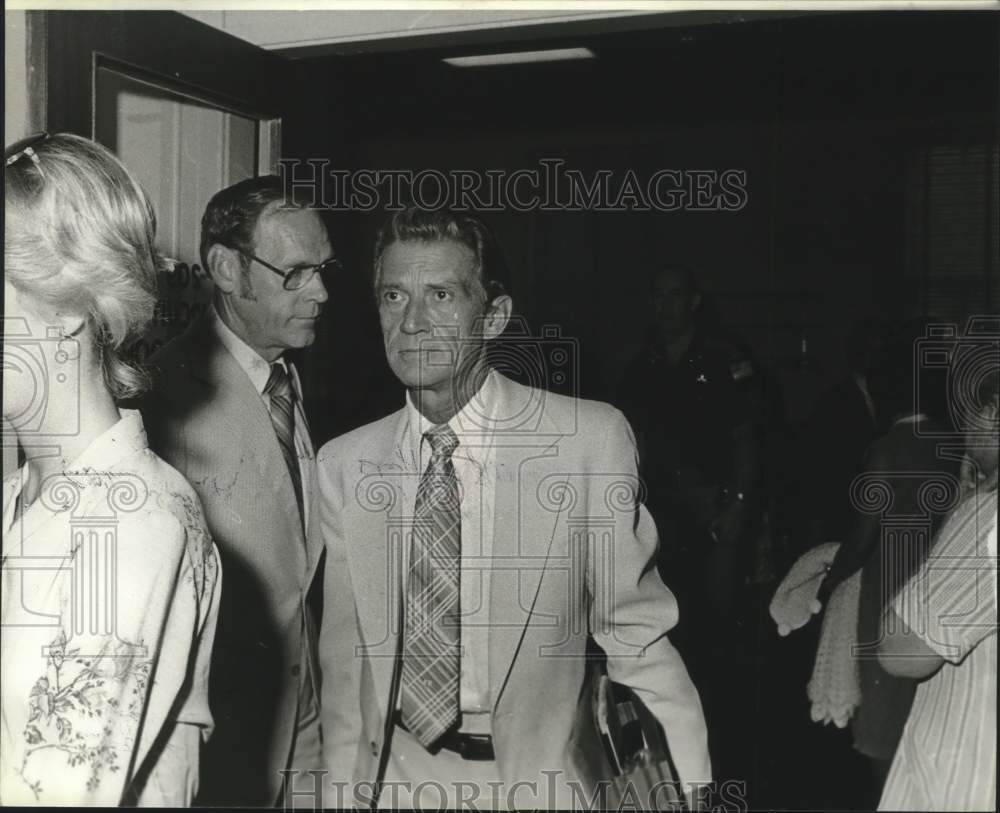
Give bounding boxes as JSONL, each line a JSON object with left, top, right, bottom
{"left": 389, "top": 362, "right": 448, "bottom": 391}
{"left": 291, "top": 328, "right": 317, "bottom": 348}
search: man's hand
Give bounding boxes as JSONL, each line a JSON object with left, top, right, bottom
{"left": 709, "top": 498, "right": 745, "bottom": 547}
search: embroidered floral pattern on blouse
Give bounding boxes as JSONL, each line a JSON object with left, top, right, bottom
{"left": 2, "top": 411, "right": 220, "bottom": 807}
{"left": 16, "top": 629, "right": 151, "bottom": 800}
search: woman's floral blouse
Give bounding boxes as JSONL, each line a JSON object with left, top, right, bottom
{"left": 1, "top": 410, "right": 220, "bottom": 805}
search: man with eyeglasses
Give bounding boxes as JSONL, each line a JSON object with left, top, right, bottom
{"left": 140, "top": 175, "right": 336, "bottom": 806}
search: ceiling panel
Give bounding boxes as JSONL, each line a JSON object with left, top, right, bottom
{"left": 181, "top": 9, "right": 653, "bottom": 52}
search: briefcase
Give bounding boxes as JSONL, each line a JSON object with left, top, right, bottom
{"left": 572, "top": 655, "right": 686, "bottom": 811}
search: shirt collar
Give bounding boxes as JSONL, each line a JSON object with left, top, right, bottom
{"left": 3, "top": 408, "right": 148, "bottom": 536}
{"left": 210, "top": 302, "right": 288, "bottom": 395}
{"left": 405, "top": 369, "right": 500, "bottom": 466}
{"left": 649, "top": 325, "right": 699, "bottom": 364}
{"left": 69, "top": 408, "right": 148, "bottom": 474}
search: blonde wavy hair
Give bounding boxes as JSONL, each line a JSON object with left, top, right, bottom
{"left": 4, "top": 133, "right": 161, "bottom": 399}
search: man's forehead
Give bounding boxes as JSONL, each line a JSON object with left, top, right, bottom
{"left": 255, "top": 206, "right": 328, "bottom": 251}
{"left": 382, "top": 239, "right": 476, "bottom": 281}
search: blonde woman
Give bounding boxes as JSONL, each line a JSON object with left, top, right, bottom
{"left": 2, "top": 133, "right": 220, "bottom": 805}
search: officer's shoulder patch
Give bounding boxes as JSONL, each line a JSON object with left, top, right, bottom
{"left": 730, "top": 360, "right": 754, "bottom": 381}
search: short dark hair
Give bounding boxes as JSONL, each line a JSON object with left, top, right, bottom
{"left": 199, "top": 174, "right": 303, "bottom": 272}
{"left": 649, "top": 263, "right": 697, "bottom": 295}
{"left": 372, "top": 207, "right": 512, "bottom": 303}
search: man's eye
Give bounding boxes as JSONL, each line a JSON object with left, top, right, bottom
{"left": 432, "top": 290, "right": 452, "bottom": 302}
{"left": 383, "top": 290, "right": 402, "bottom": 303}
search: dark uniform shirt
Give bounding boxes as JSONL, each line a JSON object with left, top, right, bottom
{"left": 618, "top": 326, "right": 756, "bottom": 500}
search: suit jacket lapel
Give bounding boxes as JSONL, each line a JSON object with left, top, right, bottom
{"left": 303, "top": 452, "right": 321, "bottom": 572}
{"left": 346, "top": 408, "right": 414, "bottom": 709}
{"left": 488, "top": 375, "right": 567, "bottom": 709}
{"left": 289, "top": 363, "right": 321, "bottom": 571}
{"left": 344, "top": 375, "right": 570, "bottom": 714}
{"left": 187, "top": 316, "right": 305, "bottom": 550}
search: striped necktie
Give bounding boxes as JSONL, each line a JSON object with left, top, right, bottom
{"left": 400, "top": 424, "right": 462, "bottom": 748}
{"left": 264, "top": 362, "right": 304, "bottom": 527}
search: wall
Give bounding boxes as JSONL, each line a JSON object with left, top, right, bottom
{"left": 4, "top": 10, "right": 30, "bottom": 478}
{"left": 4, "top": 10, "right": 29, "bottom": 145}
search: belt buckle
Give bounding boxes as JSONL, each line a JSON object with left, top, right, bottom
{"left": 457, "top": 733, "right": 494, "bottom": 761}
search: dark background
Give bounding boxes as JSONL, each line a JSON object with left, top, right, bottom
{"left": 286, "top": 11, "right": 998, "bottom": 445}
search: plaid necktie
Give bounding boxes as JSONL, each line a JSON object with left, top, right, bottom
{"left": 264, "top": 362, "right": 304, "bottom": 527}
{"left": 400, "top": 424, "right": 462, "bottom": 748}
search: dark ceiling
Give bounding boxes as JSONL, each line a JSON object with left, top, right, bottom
{"left": 298, "top": 11, "right": 998, "bottom": 144}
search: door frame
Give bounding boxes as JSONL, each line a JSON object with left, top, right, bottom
{"left": 31, "top": 9, "right": 291, "bottom": 172}
{"left": 91, "top": 52, "right": 281, "bottom": 175}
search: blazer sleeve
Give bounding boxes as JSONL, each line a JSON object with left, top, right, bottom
{"left": 8, "top": 510, "right": 196, "bottom": 806}
{"left": 589, "top": 408, "right": 713, "bottom": 791}
{"left": 893, "top": 494, "right": 997, "bottom": 663}
{"left": 314, "top": 447, "right": 365, "bottom": 783}
{"left": 133, "top": 523, "right": 220, "bottom": 806}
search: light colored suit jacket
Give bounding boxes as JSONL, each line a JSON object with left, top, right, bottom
{"left": 141, "top": 313, "right": 322, "bottom": 805}
{"left": 315, "top": 372, "right": 710, "bottom": 807}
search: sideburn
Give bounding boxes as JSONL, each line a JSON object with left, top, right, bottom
{"left": 237, "top": 269, "right": 258, "bottom": 302}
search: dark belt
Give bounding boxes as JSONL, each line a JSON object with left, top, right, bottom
{"left": 393, "top": 711, "right": 495, "bottom": 761}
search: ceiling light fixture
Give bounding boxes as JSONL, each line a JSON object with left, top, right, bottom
{"left": 443, "top": 47, "right": 595, "bottom": 68}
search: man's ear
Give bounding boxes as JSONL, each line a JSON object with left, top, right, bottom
{"left": 483, "top": 295, "right": 512, "bottom": 340}
{"left": 207, "top": 244, "right": 241, "bottom": 295}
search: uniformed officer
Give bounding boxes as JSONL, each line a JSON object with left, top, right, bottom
{"left": 617, "top": 262, "right": 760, "bottom": 786}
{"left": 618, "top": 263, "right": 759, "bottom": 654}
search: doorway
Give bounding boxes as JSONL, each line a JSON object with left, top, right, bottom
{"left": 93, "top": 62, "right": 276, "bottom": 356}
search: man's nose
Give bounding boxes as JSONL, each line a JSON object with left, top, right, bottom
{"left": 304, "top": 270, "right": 329, "bottom": 304}
{"left": 401, "top": 298, "right": 429, "bottom": 333}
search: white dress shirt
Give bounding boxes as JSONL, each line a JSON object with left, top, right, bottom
{"left": 210, "top": 304, "right": 313, "bottom": 524}
{"left": 400, "top": 370, "right": 501, "bottom": 727}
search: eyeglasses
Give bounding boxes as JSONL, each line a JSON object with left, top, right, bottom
{"left": 237, "top": 249, "right": 343, "bottom": 291}
{"left": 5, "top": 132, "right": 50, "bottom": 175}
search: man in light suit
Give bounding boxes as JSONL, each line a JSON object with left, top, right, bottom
{"left": 141, "top": 176, "right": 338, "bottom": 805}
{"left": 313, "top": 207, "right": 710, "bottom": 809}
